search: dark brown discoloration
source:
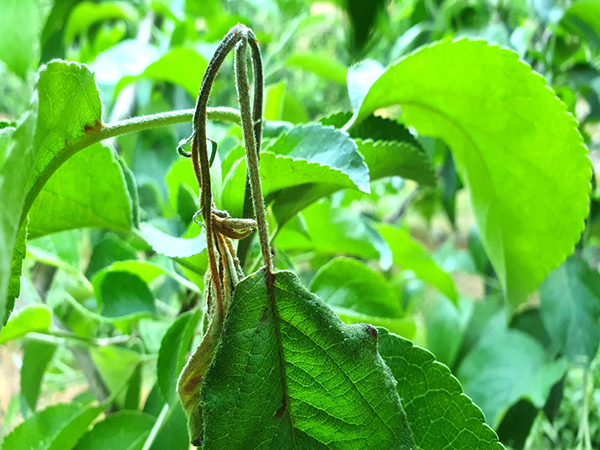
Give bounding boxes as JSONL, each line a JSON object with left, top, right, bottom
{"left": 364, "top": 324, "right": 378, "bottom": 340}
{"left": 84, "top": 119, "right": 101, "bottom": 134}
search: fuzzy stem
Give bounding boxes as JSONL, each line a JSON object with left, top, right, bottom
{"left": 234, "top": 33, "right": 272, "bottom": 272}
{"left": 19, "top": 107, "right": 240, "bottom": 229}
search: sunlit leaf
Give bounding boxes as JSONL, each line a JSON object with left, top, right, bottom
{"left": 356, "top": 40, "right": 591, "bottom": 305}
{"left": 0, "top": 304, "right": 52, "bottom": 344}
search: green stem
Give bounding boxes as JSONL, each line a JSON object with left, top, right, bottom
{"left": 19, "top": 106, "right": 240, "bottom": 229}
{"left": 142, "top": 403, "right": 172, "bottom": 450}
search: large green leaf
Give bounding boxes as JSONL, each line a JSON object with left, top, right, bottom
{"left": 377, "top": 329, "right": 504, "bottom": 449}
{"left": 0, "top": 0, "right": 40, "bottom": 78}
{"left": 2, "top": 402, "right": 106, "bottom": 450}
{"left": 6, "top": 222, "right": 27, "bottom": 324}
{"left": 539, "top": 254, "right": 600, "bottom": 362}
{"left": 28, "top": 143, "right": 132, "bottom": 238}
{"left": 74, "top": 411, "right": 155, "bottom": 450}
{"left": 377, "top": 223, "right": 457, "bottom": 302}
{"left": 200, "top": 269, "right": 415, "bottom": 449}
{"left": 310, "top": 257, "right": 414, "bottom": 337}
{"left": 457, "top": 312, "right": 568, "bottom": 427}
{"left": 356, "top": 39, "right": 591, "bottom": 305}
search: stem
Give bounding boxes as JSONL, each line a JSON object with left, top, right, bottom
{"left": 237, "top": 35, "right": 265, "bottom": 268}
{"left": 142, "top": 403, "right": 171, "bottom": 450}
{"left": 577, "top": 364, "right": 592, "bottom": 450}
{"left": 192, "top": 24, "right": 245, "bottom": 318}
{"left": 19, "top": 107, "right": 240, "bottom": 229}
{"left": 235, "top": 33, "right": 271, "bottom": 272}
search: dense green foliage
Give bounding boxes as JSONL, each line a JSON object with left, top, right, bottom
{"left": 0, "top": 0, "right": 599, "bottom": 449}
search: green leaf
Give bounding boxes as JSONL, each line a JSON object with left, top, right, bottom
{"left": 377, "top": 329, "right": 504, "bottom": 449}
{"left": 267, "top": 124, "right": 370, "bottom": 194}
{"left": 31, "top": 60, "right": 103, "bottom": 202}
{"left": 115, "top": 47, "right": 208, "bottom": 98}
{"left": 320, "top": 113, "right": 435, "bottom": 186}
{"left": 0, "top": 0, "right": 40, "bottom": 78}
{"left": 0, "top": 106, "right": 37, "bottom": 328}
{"left": 200, "top": 269, "right": 415, "bottom": 449}
{"left": 157, "top": 310, "right": 202, "bottom": 403}
{"left": 561, "top": 1, "right": 600, "bottom": 50}
{"left": 222, "top": 152, "right": 361, "bottom": 221}
{"left": 356, "top": 39, "right": 591, "bottom": 305}
{"left": 309, "top": 258, "right": 415, "bottom": 337}
{"left": 140, "top": 222, "right": 206, "bottom": 258}
{"left": 6, "top": 222, "right": 27, "bottom": 325}
{"left": 92, "top": 271, "right": 156, "bottom": 319}
{"left": 264, "top": 81, "right": 287, "bottom": 121}
{"left": 0, "top": 305, "right": 52, "bottom": 344}
{"left": 276, "top": 200, "right": 389, "bottom": 266}
{"left": 64, "top": 1, "right": 138, "bottom": 44}
{"left": 91, "top": 346, "right": 144, "bottom": 406}
{"left": 457, "top": 312, "right": 568, "bottom": 427}
{"left": 2, "top": 402, "right": 106, "bottom": 450}
{"left": 376, "top": 223, "right": 458, "bottom": 303}
{"left": 28, "top": 143, "right": 133, "bottom": 239}
{"left": 0, "top": 126, "right": 15, "bottom": 170}
{"left": 85, "top": 232, "right": 136, "bottom": 279}
{"left": 21, "top": 338, "right": 57, "bottom": 411}
{"left": 285, "top": 53, "right": 348, "bottom": 85}
{"left": 356, "top": 139, "right": 436, "bottom": 186}
{"left": 74, "top": 411, "right": 156, "bottom": 450}
{"left": 539, "top": 254, "right": 600, "bottom": 362}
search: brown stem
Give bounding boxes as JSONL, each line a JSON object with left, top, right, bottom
{"left": 192, "top": 24, "right": 245, "bottom": 316}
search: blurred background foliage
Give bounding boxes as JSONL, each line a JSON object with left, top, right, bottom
{"left": 1, "top": 0, "right": 600, "bottom": 449}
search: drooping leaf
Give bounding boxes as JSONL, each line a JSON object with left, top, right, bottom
{"left": 74, "top": 411, "right": 156, "bottom": 450}
{"left": 28, "top": 143, "right": 132, "bottom": 239}
{"left": 157, "top": 310, "right": 202, "bottom": 403}
{"left": 0, "top": 304, "right": 52, "bottom": 344}
{"left": 376, "top": 223, "right": 458, "bottom": 303}
{"left": 539, "top": 254, "right": 600, "bottom": 362}
{"left": 457, "top": 312, "right": 568, "bottom": 427}
{"left": 356, "top": 39, "right": 591, "bottom": 306}
{"left": 377, "top": 328, "right": 504, "bottom": 449}
{"left": 92, "top": 271, "right": 156, "bottom": 319}
{"left": 2, "top": 402, "right": 106, "bottom": 450}
{"left": 310, "top": 257, "right": 414, "bottom": 337}
{"left": 285, "top": 53, "right": 348, "bottom": 85}
{"left": 0, "top": 0, "right": 40, "bottom": 78}
{"left": 21, "top": 338, "right": 57, "bottom": 411}
{"left": 200, "top": 269, "right": 415, "bottom": 449}
{"left": 115, "top": 47, "right": 208, "bottom": 98}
